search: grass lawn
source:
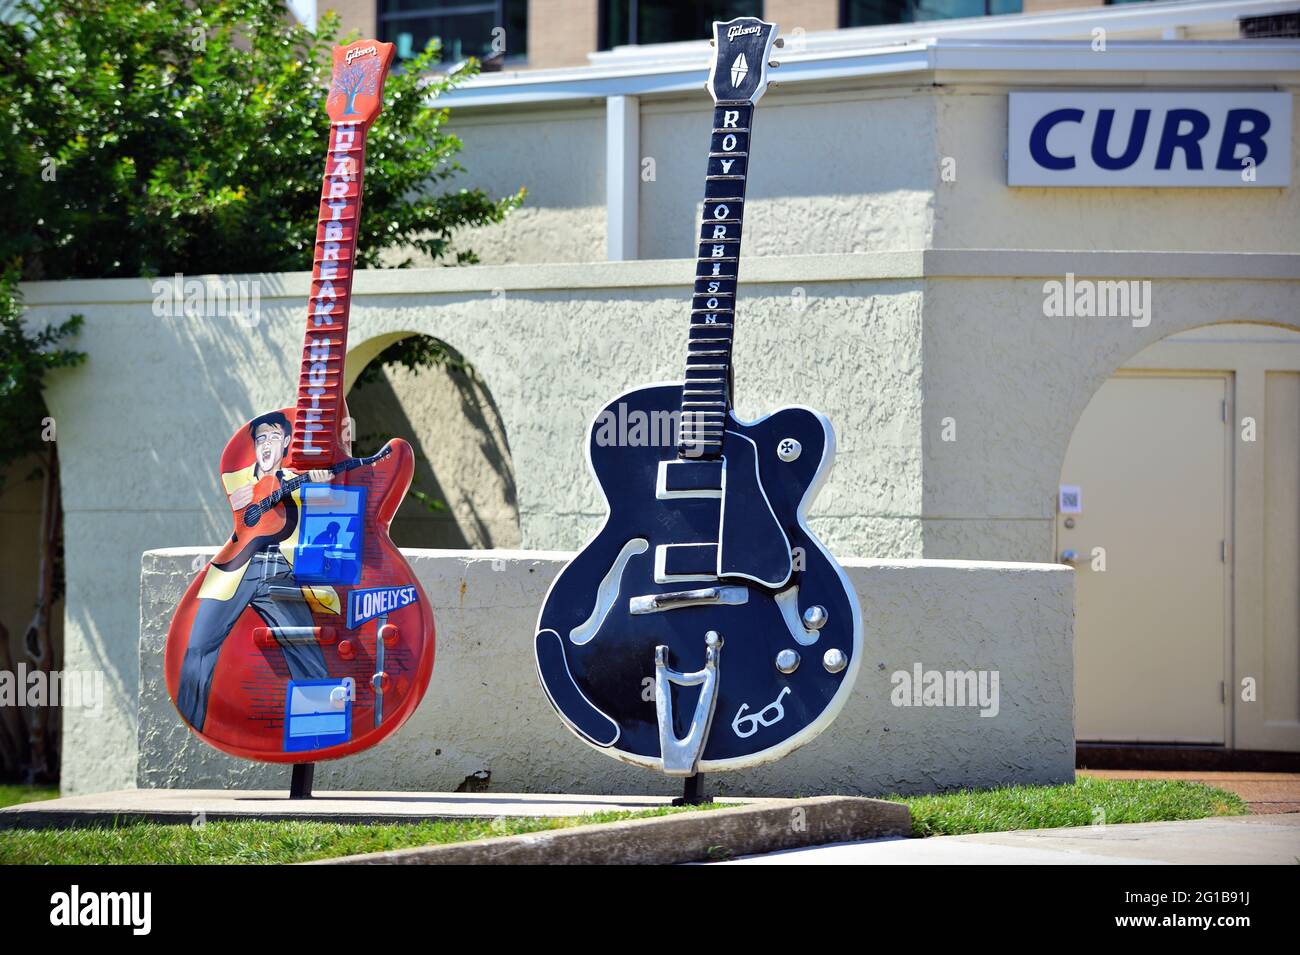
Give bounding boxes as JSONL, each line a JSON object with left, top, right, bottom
{"left": 0, "top": 785, "right": 59, "bottom": 810}
{"left": 0, "top": 805, "right": 709, "bottom": 865}
{"left": 0, "top": 778, "right": 1246, "bottom": 863}
{"left": 893, "top": 776, "right": 1247, "bottom": 837}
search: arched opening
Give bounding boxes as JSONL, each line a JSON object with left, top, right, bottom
{"left": 344, "top": 334, "right": 520, "bottom": 549}
{"left": 1060, "top": 321, "right": 1300, "bottom": 755}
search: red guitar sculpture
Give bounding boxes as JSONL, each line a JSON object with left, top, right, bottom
{"left": 164, "top": 40, "right": 436, "bottom": 763}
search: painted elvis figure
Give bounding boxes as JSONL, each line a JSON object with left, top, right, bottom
{"left": 175, "top": 411, "right": 340, "bottom": 731}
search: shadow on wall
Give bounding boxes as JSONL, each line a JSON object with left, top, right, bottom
{"left": 345, "top": 336, "right": 520, "bottom": 549}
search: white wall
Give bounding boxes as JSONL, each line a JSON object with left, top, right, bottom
{"left": 636, "top": 91, "right": 936, "bottom": 260}
{"left": 136, "top": 550, "right": 1076, "bottom": 797}
{"left": 441, "top": 73, "right": 1300, "bottom": 266}
{"left": 439, "top": 108, "right": 606, "bottom": 266}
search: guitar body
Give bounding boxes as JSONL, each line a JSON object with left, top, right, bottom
{"left": 536, "top": 384, "right": 861, "bottom": 772}
{"left": 164, "top": 408, "right": 435, "bottom": 762}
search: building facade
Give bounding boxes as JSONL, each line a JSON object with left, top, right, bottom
{"left": 18, "top": 0, "right": 1300, "bottom": 791}
{"left": 319, "top": 0, "right": 1253, "bottom": 71}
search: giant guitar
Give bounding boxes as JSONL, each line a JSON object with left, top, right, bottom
{"left": 535, "top": 17, "right": 862, "bottom": 777}
{"left": 164, "top": 40, "right": 435, "bottom": 763}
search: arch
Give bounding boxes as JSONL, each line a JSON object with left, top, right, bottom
{"left": 344, "top": 331, "right": 520, "bottom": 550}
{"left": 1054, "top": 317, "right": 1300, "bottom": 497}
{"left": 1060, "top": 318, "right": 1300, "bottom": 754}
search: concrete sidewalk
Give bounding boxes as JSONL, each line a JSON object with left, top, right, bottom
{"left": 720, "top": 813, "right": 1300, "bottom": 865}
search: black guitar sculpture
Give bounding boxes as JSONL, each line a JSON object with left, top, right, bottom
{"left": 535, "top": 16, "right": 862, "bottom": 778}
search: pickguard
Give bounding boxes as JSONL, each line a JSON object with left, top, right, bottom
{"left": 718, "top": 430, "right": 792, "bottom": 587}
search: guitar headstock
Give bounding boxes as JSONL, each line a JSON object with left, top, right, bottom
{"left": 326, "top": 40, "right": 397, "bottom": 126}
{"left": 706, "top": 17, "right": 779, "bottom": 105}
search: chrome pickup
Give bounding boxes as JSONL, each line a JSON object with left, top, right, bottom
{"left": 629, "top": 586, "right": 749, "bottom": 615}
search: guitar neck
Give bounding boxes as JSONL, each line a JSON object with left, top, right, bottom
{"left": 263, "top": 448, "right": 385, "bottom": 511}
{"left": 287, "top": 120, "right": 369, "bottom": 469}
{"left": 677, "top": 100, "right": 756, "bottom": 460}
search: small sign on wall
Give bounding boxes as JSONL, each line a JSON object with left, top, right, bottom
{"left": 1008, "top": 91, "right": 1292, "bottom": 187}
{"left": 1059, "top": 485, "right": 1082, "bottom": 514}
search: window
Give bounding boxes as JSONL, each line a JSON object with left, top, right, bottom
{"left": 841, "top": 0, "right": 1022, "bottom": 26}
{"left": 599, "top": 0, "right": 762, "bottom": 50}
{"left": 379, "top": 0, "right": 528, "bottom": 64}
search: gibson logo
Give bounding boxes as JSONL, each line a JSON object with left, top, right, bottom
{"left": 727, "top": 24, "right": 761, "bottom": 40}
{"left": 345, "top": 45, "right": 377, "bottom": 65}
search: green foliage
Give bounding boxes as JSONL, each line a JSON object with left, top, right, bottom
{"left": 0, "top": 806, "right": 707, "bottom": 864}
{"left": 0, "top": 272, "right": 84, "bottom": 487}
{"left": 893, "top": 777, "right": 1248, "bottom": 838}
{"left": 0, "top": 783, "right": 60, "bottom": 809}
{"left": 0, "top": 0, "right": 523, "bottom": 280}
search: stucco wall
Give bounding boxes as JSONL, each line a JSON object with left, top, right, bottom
{"left": 23, "top": 251, "right": 1300, "bottom": 792}
{"left": 345, "top": 357, "right": 521, "bottom": 549}
{"left": 933, "top": 92, "right": 1300, "bottom": 255}
{"left": 637, "top": 91, "right": 936, "bottom": 260}
{"left": 919, "top": 263, "right": 1300, "bottom": 560}
{"left": 441, "top": 80, "right": 1300, "bottom": 267}
{"left": 439, "top": 108, "right": 606, "bottom": 266}
{"left": 137, "top": 549, "right": 1076, "bottom": 797}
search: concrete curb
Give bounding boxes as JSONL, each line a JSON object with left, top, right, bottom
{"left": 0, "top": 789, "right": 715, "bottom": 830}
{"left": 309, "top": 796, "right": 912, "bottom": 865}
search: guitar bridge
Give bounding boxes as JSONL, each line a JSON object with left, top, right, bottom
{"left": 630, "top": 586, "right": 748, "bottom": 615}
{"left": 654, "top": 631, "right": 723, "bottom": 776}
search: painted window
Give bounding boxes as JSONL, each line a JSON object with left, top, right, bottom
{"left": 599, "top": 0, "right": 762, "bottom": 50}
{"left": 840, "top": 0, "right": 1023, "bottom": 26}
{"left": 379, "top": 0, "right": 528, "bottom": 64}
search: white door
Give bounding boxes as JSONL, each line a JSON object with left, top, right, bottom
{"left": 1060, "top": 374, "right": 1229, "bottom": 743}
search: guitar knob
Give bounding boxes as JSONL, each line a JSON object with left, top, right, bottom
{"left": 823, "top": 649, "right": 848, "bottom": 674}
{"left": 379, "top": 623, "right": 399, "bottom": 646}
{"left": 775, "top": 649, "right": 800, "bottom": 674}
{"left": 337, "top": 639, "right": 356, "bottom": 661}
{"left": 777, "top": 438, "right": 801, "bottom": 462}
{"left": 802, "top": 605, "right": 828, "bottom": 630}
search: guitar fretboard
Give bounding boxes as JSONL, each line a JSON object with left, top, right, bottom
{"left": 288, "top": 121, "right": 369, "bottom": 469}
{"left": 678, "top": 101, "right": 755, "bottom": 460}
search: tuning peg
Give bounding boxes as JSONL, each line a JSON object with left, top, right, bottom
{"left": 709, "top": 38, "right": 715, "bottom": 46}
{"left": 769, "top": 60, "right": 780, "bottom": 68}
{"left": 773, "top": 37, "right": 785, "bottom": 48}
